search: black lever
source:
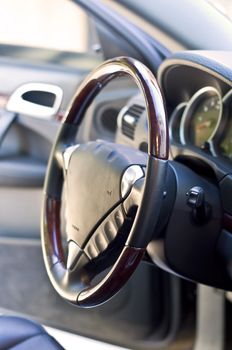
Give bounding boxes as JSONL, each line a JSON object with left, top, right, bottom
{"left": 186, "top": 186, "right": 211, "bottom": 224}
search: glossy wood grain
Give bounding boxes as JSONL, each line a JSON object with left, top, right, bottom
{"left": 43, "top": 196, "right": 64, "bottom": 266}
{"left": 64, "top": 57, "right": 168, "bottom": 159}
{"left": 78, "top": 246, "right": 145, "bottom": 307}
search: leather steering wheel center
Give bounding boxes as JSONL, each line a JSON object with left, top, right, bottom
{"left": 65, "top": 141, "right": 144, "bottom": 248}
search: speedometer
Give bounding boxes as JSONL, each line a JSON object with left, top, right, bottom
{"left": 180, "top": 87, "right": 222, "bottom": 148}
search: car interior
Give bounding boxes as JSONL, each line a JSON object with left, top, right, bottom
{"left": 1, "top": 0, "right": 232, "bottom": 349}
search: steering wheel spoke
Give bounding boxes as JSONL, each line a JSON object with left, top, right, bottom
{"left": 63, "top": 144, "right": 80, "bottom": 171}
{"left": 83, "top": 203, "right": 128, "bottom": 260}
{"left": 66, "top": 240, "right": 83, "bottom": 270}
{"left": 123, "top": 176, "right": 145, "bottom": 216}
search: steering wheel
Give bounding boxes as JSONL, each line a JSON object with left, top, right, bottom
{"left": 41, "top": 56, "right": 168, "bottom": 307}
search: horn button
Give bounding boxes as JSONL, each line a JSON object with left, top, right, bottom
{"left": 65, "top": 141, "right": 145, "bottom": 251}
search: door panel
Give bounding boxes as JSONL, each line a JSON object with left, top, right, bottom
{"left": 0, "top": 56, "right": 92, "bottom": 237}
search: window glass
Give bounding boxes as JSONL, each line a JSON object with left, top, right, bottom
{"left": 0, "top": 0, "right": 89, "bottom": 53}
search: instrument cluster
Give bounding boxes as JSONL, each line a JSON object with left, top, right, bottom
{"left": 169, "top": 86, "right": 232, "bottom": 161}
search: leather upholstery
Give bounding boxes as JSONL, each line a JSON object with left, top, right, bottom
{"left": 0, "top": 316, "right": 64, "bottom": 350}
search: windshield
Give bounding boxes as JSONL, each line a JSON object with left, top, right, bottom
{"left": 207, "top": 0, "right": 232, "bottom": 21}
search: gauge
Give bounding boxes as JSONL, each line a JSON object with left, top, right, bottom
{"left": 180, "top": 87, "right": 222, "bottom": 148}
{"left": 218, "top": 90, "right": 232, "bottom": 160}
{"left": 219, "top": 120, "right": 232, "bottom": 159}
{"left": 169, "top": 102, "right": 187, "bottom": 143}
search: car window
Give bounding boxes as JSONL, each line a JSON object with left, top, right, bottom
{"left": 0, "top": 0, "right": 89, "bottom": 53}
{"left": 207, "top": 0, "right": 232, "bottom": 20}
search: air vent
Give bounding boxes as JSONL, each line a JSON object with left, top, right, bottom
{"left": 121, "top": 104, "right": 145, "bottom": 140}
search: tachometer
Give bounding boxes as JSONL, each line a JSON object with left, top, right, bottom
{"left": 180, "top": 87, "right": 222, "bottom": 148}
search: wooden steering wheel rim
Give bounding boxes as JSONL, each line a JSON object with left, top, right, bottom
{"left": 41, "top": 56, "right": 168, "bottom": 307}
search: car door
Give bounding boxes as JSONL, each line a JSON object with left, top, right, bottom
{"left": 0, "top": 2, "right": 184, "bottom": 349}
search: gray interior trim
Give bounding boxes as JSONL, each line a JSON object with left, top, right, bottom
{"left": 0, "top": 187, "right": 42, "bottom": 238}
{"left": 194, "top": 285, "right": 225, "bottom": 350}
{"left": 0, "top": 112, "right": 16, "bottom": 146}
{"left": 0, "top": 155, "right": 46, "bottom": 187}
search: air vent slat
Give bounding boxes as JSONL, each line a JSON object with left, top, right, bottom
{"left": 130, "top": 105, "right": 145, "bottom": 113}
{"left": 121, "top": 104, "right": 145, "bottom": 140}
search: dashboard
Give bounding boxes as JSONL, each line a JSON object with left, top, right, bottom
{"left": 87, "top": 52, "right": 232, "bottom": 246}
{"left": 114, "top": 85, "right": 232, "bottom": 161}
{"left": 94, "top": 52, "right": 232, "bottom": 185}
{"left": 158, "top": 52, "right": 232, "bottom": 181}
